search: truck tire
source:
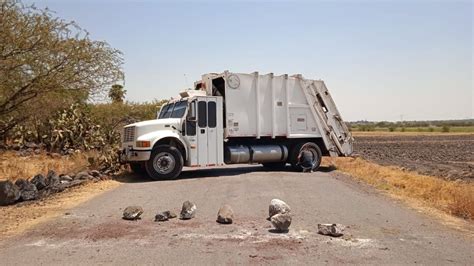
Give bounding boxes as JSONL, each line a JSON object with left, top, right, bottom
{"left": 290, "top": 142, "right": 322, "bottom": 172}
{"left": 262, "top": 162, "right": 287, "bottom": 170}
{"left": 129, "top": 162, "right": 147, "bottom": 175}
{"left": 145, "top": 145, "right": 183, "bottom": 180}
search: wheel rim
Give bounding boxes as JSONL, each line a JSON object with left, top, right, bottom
{"left": 153, "top": 152, "right": 176, "bottom": 175}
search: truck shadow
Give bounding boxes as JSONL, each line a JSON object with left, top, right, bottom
{"left": 115, "top": 165, "right": 336, "bottom": 183}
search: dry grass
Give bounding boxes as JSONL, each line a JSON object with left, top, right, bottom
{"left": 323, "top": 157, "right": 474, "bottom": 220}
{"left": 0, "top": 151, "right": 93, "bottom": 181}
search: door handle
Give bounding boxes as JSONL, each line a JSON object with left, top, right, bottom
{"left": 200, "top": 129, "right": 205, "bottom": 134}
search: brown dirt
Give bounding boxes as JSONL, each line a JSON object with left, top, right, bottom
{"left": 353, "top": 134, "right": 474, "bottom": 181}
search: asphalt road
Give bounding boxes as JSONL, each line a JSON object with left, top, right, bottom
{"left": 0, "top": 165, "right": 473, "bottom": 265}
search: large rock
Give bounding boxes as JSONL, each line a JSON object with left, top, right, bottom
{"left": 270, "top": 213, "right": 292, "bottom": 232}
{"left": 0, "top": 181, "right": 21, "bottom": 206}
{"left": 216, "top": 204, "right": 234, "bottom": 224}
{"left": 268, "top": 199, "right": 291, "bottom": 219}
{"left": 15, "top": 178, "right": 38, "bottom": 201}
{"left": 60, "top": 175, "right": 73, "bottom": 182}
{"left": 74, "top": 171, "right": 92, "bottom": 180}
{"left": 317, "top": 224, "right": 344, "bottom": 237}
{"left": 14, "top": 178, "right": 28, "bottom": 189}
{"left": 46, "top": 170, "right": 60, "bottom": 187}
{"left": 123, "top": 206, "right": 144, "bottom": 220}
{"left": 31, "top": 174, "right": 48, "bottom": 190}
{"left": 89, "top": 170, "right": 101, "bottom": 178}
{"left": 155, "top": 210, "right": 177, "bottom": 222}
{"left": 180, "top": 201, "right": 196, "bottom": 220}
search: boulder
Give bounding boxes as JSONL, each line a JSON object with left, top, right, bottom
{"left": 268, "top": 199, "right": 291, "bottom": 219}
{"left": 123, "top": 206, "right": 144, "bottom": 220}
{"left": 89, "top": 170, "right": 101, "bottom": 178}
{"left": 216, "top": 204, "right": 234, "bottom": 224}
{"left": 270, "top": 213, "right": 292, "bottom": 232}
{"left": 14, "top": 178, "right": 28, "bottom": 189}
{"left": 0, "top": 181, "right": 21, "bottom": 205}
{"left": 317, "top": 224, "right": 344, "bottom": 237}
{"left": 74, "top": 171, "right": 92, "bottom": 180}
{"left": 31, "top": 174, "right": 48, "bottom": 190}
{"left": 155, "top": 212, "right": 169, "bottom": 222}
{"left": 46, "top": 170, "right": 60, "bottom": 187}
{"left": 60, "top": 175, "right": 73, "bottom": 182}
{"left": 155, "top": 210, "right": 176, "bottom": 222}
{"left": 180, "top": 201, "right": 197, "bottom": 220}
{"left": 15, "top": 179, "right": 38, "bottom": 201}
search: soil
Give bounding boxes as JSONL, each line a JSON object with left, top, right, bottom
{"left": 353, "top": 134, "right": 474, "bottom": 181}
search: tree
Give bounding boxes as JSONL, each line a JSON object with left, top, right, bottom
{"left": 0, "top": 0, "right": 124, "bottom": 137}
{"left": 108, "top": 84, "right": 126, "bottom": 103}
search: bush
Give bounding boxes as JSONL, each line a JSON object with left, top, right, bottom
{"left": 442, "top": 125, "right": 451, "bottom": 133}
{"left": 9, "top": 101, "right": 165, "bottom": 172}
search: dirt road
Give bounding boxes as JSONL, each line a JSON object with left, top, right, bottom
{"left": 0, "top": 166, "right": 472, "bottom": 265}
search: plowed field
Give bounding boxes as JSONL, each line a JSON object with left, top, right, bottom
{"left": 353, "top": 134, "right": 474, "bottom": 181}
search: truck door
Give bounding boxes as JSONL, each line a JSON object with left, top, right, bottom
{"left": 196, "top": 97, "right": 218, "bottom": 166}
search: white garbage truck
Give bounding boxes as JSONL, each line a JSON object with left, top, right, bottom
{"left": 121, "top": 71, "right": 353, "bottom": 180}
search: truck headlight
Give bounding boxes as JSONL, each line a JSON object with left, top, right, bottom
{"left": 136, "top": 141, "right": 151, "bottom": 148}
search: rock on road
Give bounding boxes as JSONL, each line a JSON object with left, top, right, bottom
{"left": 0, "top": 165, "right": 472, "bottom": 265}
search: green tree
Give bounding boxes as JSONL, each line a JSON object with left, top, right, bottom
{"left": 108, "top": 84, "right": 127, "bottom": 103}
{"left": 0, "top": 0, "right": 123, "bottom": 138}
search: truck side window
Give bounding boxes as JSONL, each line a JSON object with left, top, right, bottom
{"left": 186, "top": 101, "right": 196, "bottom": 136}
{"left": 208, "top": 101, "right": 216, "bottom": 128}
{"left": 198, "top": 101, "right": 207, "bottom": 127}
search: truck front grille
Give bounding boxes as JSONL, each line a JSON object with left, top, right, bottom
{"left": 123, "top": 126, "right": 135, "bottom": 143}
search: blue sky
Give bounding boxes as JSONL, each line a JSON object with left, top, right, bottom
{"left": 32, "top": 0, "right": 472, "bottom": 121}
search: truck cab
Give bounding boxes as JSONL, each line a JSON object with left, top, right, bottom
{"left": 121, "top": 90, "right": 224, "bottom": 180}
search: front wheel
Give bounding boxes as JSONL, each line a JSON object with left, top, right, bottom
{"left": 145, "top": 145, "right": 183, "bottom": 180}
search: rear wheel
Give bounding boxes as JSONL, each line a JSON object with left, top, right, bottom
{"left": 129, "top": 162, "right": 147, "bottom": 175}
{"left": 290, "top": 142, "right": 322, "bottom": 172}
{"left": 145, "top": 145, "right": 183, "bottom": 180}
{"left": 262, "top": 162, "right": 287, "bottom": 170}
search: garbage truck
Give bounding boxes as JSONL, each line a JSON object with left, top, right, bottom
{"left": 121, "top": 71, "right": 353, "bottom": 180}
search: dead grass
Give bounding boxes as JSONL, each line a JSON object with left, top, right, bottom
{"left": 323, "top": 157, "right": 474, "bottom": 220}
{"left": 0, "top": 180, "right": 120, "bottom": 238}
{"left": 0, "top": 151, "right": 94, "bottom": 181}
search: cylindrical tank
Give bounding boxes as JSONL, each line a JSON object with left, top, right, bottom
{"left": 250, "top": 145, "right": 288, "bottom": 163}
{"left": 224, "top": 145, "right": 288, "bottom": 164}
{"left": 224, "top": 145, "right": 250, "bottom": 164}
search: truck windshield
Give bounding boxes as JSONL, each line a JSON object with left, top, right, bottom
{"left": 158, "top": 101, "right": 187, "bottom": 119}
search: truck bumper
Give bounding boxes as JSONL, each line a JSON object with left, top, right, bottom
{"left": 120, "top": 147, "right": 151, "bottom": 163}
